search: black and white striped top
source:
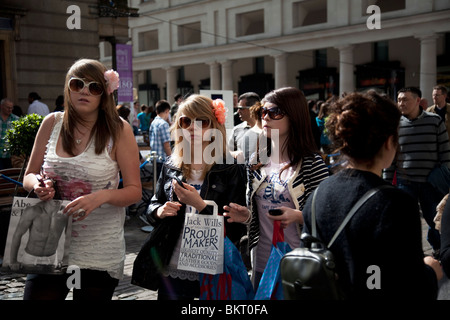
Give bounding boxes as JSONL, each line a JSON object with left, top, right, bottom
{"left": 247, "top": 153, "right": 329, "bottom": 251}
{"left": 383, "top": 110, "right": 450, "bottom": 183}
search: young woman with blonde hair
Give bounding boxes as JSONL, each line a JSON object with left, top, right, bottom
{"left": 133, "top": 94, "right": 249, "bottom": 300}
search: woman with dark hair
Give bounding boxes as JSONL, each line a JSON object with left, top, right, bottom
{"left": 301, "top": 92, "right": 442, "bottom": 300}
{"left": 228, "top": 87, "right": 329, "bottom": 288}
{"left": 22, "top": 59, "right": 142, "bottom": 300}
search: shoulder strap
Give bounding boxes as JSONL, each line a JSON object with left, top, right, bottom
{"left": 311, "top": 184, "right": 392, "bottom": 248}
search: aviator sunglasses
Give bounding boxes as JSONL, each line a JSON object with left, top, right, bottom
{"left": 178, "top": 116, "right": 211, "bottom": 129}
{"left": 68, "top": 77, "right": 104, "bottom": 96}
{"left": 261, "top": 106, "right": 285, "bottom": 120}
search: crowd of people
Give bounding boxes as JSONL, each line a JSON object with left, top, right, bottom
{"left": 2, "top": 57, "right": 450, "bottom": 301}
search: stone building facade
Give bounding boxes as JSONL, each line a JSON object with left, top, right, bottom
{"left": 123, "top": 0, "right": 450, "bottom": 106}
{"left": 0, "top": 0, "right": 132, "bottom": 113}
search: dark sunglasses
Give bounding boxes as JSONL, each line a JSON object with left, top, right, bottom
{"left": 68, "top": 77, "right": 104, "bottom": 96}
{"left": 261, "top": 106, "right": 285, "bottom": 120}
{"left": 178, "top": 116, "right": 211, "bottom": 129}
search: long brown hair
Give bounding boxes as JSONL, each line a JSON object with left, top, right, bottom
{"left": 62, "top": 59, "right": 122, "bottom": 156}
{"left": 253, "top": 87, "right": 318, "bottom": 171}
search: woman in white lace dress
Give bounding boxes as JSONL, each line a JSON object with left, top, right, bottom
{"left": 22, "top": 59, "right": 142, "bottom": 300}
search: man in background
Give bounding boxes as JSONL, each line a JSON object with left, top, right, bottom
{"left": 383, "top": 87, "right": 450, "bottom": 258}
{"left": 228, "top": 92, "right": 260, "bottom": 159}
{"left": 27, "top": 92, "right": 49, "bottom": 116}
{"left": 149, "top": 100, "right": 172, "bottom": 179}
{"left": 427, "top": 85, "right": 450, "bottom": 137}
{"left": 170, "top": 93, "right": 183, "bottom": 121}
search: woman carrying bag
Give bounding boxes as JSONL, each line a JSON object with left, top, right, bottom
{"left": 230, "top": 87, "right": 329, "bottom": 290}
{"left": 301, "top": 92, "right": 442, "bottom": 300}
{"left": 132, "top": 94, "right": 250, "bottom": 300}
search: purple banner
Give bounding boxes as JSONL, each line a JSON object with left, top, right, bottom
{"left": 116, "top": 44, "right": 134, "bottom": 102}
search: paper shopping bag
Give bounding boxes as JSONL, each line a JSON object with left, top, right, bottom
{"left": 177, "top": 200, "right": 224, "bottom": 275}
{"left": 1, "top": 196, "right": 71, "bottom": 275}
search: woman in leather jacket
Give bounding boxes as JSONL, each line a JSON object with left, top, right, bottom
{"left": 131, "top": 94, "right": 250, "bottom": 300}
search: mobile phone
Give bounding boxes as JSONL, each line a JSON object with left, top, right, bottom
{"left": 35, "top": 174, "right": 46, "bottom": 187}
{"left": 269, "top": 209, "right": 283, "bottom": 216}
{"left": 173, "top": 176, "right": 187, "bottom": 189}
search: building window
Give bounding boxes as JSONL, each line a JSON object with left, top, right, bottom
{"left": 374, "top": 41, "right": 389, "bottom": 62}
{"left": 236, "top": 9, "right": 264, "bottom": 37}
{"left": 138, "top": 30, "right": 159, "bottom": 52}
{"left": 0, "top": 18, "right": 13, "bottom": 30}
{"left": 103, "top": 41, "right": 112, "bottom": 57}
{"left": 293, "top": 0, "right": 327, "bottom": 27}
{"left": 315, "top": 49, "right": 327, "bottom": 68}
{"left": 178, "top": 22, "right": 201, "bottom": 46}
{"left": 363, "top": 0, "right": 406, "bottom": 14}
{"left": 255, "top": 57, "right": 264, "bottom": 73}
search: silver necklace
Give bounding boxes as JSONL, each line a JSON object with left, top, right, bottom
{"left": 75, "top": 139, "right": 82, "bottom": 144}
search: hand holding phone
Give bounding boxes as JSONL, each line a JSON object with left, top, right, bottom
{"left": 173, "top": 176, "right": 187, "bottom": 189}
{"left": 269, "top": 209, "right": 283, "bottom": 216}
{"left": 35, "top": 174, "right": 46, "bottom": 187}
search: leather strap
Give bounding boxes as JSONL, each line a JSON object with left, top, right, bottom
{"left": 311, "top": 184, "right": 392, "bottom": 248}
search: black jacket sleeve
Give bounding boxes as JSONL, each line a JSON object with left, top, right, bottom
{"left": 440, "top": 197, "right": 450, "bottom": 277}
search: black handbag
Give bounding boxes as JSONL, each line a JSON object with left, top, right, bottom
{"left": 131, "top": 220, "right": 174, "bottom": 291}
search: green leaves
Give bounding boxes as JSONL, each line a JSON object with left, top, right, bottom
{"left": 5, "top": 114, "right": 44, "bottom": 157}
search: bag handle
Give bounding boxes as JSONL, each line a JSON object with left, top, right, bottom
{"left": 311, "top": 184, "right": 392, "bottom": 248}
{"left": 203, "top": 200, "right": 219, "bottom": 217}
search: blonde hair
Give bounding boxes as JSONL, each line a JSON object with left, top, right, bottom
{"left": 171, "top": 94, "right": 227, "bottom": 179}
{"left": 62, "top": 59, "right": 122, "bottom": 156}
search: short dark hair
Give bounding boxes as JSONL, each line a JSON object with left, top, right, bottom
{"left": 433, "top": 85, "right": 448, "bottom": 95}
{"left": 55, "top": 95, "right": 64, "bottom": 106}
{"left": 238, "top": 92, "right": 261, "bottom": 107}
{"left": 155, "top": 100, "right": 171, "bottom": 114}
{"left": 398, "top": 87, "right": 422, "bottom": 98}
{"left": 174, "top": 93, "right": 183, "bottom": 101}
{"left": 28, "top": 92, "right": 41, "bottom": 100}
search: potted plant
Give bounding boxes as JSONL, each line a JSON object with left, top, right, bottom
{"left": 5, "top": 113, "right": 44, "bottom": 179}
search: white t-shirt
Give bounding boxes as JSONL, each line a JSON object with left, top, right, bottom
{"left": 28, "top": 100, "right": 50, "bottom": 116}
{"left": 254, "top": 160, "right": 301, "bottom": 273}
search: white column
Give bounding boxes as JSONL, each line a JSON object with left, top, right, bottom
{"left": 417, "top": 34, "right": 438, "bottom": 103}
{"left": 273, "top": 53, "right": 289, "bottom": 89}
{"left": 220, "top": 60, "right": 234, "bottom": 91}
{"left": 336, "top": 45, "right": 355, "bottom": 95}
{"left": 165, "top": 66, "right": 177, "bottom": 104}
{"left": 208, "top": 62, "right": 221, "bottom": 90}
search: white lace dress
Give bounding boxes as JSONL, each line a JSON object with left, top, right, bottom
{"left": 41, "top": 113, "right": 126, "bottom": 280}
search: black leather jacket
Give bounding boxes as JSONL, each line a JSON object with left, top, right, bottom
{"left": 131, "top": 157, "right": 247, "bottom": 290}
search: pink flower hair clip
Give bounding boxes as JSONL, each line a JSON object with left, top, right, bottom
{"left": 212, "top": 99, "right": 227, "bottom": 125}
{"left": 104, "top": 70, "right": 120, "bottom": 94}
